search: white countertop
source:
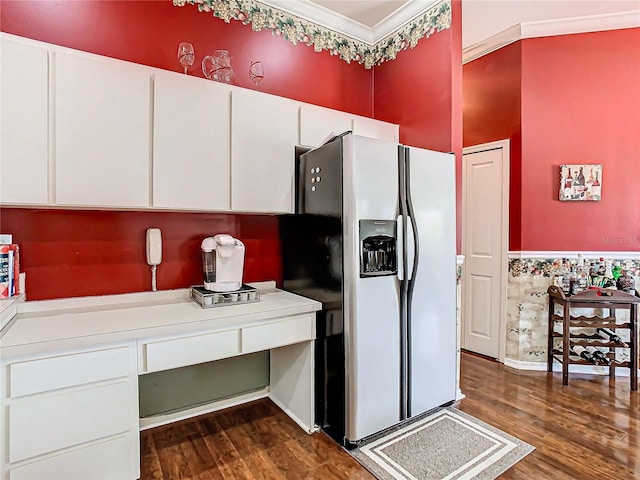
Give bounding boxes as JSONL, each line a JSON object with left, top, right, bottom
{"left": 0, "top": 283, "right": 321, "bottom": 359}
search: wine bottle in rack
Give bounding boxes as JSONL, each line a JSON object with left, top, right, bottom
{"left": 570, "top": 346, "right": 597, "bottom": 364}
{"left": 596, "top": 328, "right": 629, "bottom": 348}
{"left": 585, "top": 346, "right": 611, "bottom": 366}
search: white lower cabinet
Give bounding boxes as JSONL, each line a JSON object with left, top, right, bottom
{"left": 140, "top": 328, "right": 240, "bottom": 373}
{"left": 9, "top": 435, "right": 131, "bottom": 480}
{"left": 242, "top": 314, "right": 314, "bottom": 354}
{"left": 2, "top": 344, "right": 139, "bottom": 479}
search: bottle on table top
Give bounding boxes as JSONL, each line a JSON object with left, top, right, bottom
{"left": 612, "top": 261, "right": 622, "bottom": 281}
{"left": 597, "top": 257, "right": 606, "bottom": 276}
{"left": 616, "top": 270, "right": 636, "bottom": 295}
{"left": 604, "top": 260, "right": 614, "bottom": 280}
{"left": 568, "top": 262, "right": 579, "bottom": 295}
{"left": 574, "top": 254, "right": 588, "bottom": 293}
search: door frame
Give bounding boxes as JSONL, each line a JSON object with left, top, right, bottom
{"left": 461, "top": 139, "right": 510, "bottom": 362}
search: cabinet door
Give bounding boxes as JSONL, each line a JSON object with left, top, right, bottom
{"left": 54, "top": 52, "right": 151, "bottom": 207}
{"left": 299, "top": 104, "right": 353, "bottom": 148}
{"left": 9, "top": 381, "right": 131, "bottom": 463}
{"left": 10, "top": 434, "right": 132, "bottom": 480}
{"left": 231, "top": 90, "right": 298, "bottom": 213}
{"left": 0, "top": 38, "right": 49, "bottom": 204}
{"left": 353, "top": 116, "right": 399, "bottom": 143}
{"left": 153, "top": 73, "right": 231, "bottom": 211}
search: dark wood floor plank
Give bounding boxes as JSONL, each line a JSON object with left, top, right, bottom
{"left": 240, "top": 448, "right": 287, "bottom": 480}
{"left": 140, "top": 431, "right": 164, "bottom": 480}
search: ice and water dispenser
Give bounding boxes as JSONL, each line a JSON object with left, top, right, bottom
{"left": 359, "top": 220, "right": 397, "bottom": 277}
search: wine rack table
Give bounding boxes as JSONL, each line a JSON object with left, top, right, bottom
{"left": 547, "top": 285, "right": 639, "bottom": 390}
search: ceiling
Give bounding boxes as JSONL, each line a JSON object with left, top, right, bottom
{"left": 291, "top": 0, "right": 640, "bottom": 48}
{"left": 309, "top": 0, "right": 411, "bottom": 29}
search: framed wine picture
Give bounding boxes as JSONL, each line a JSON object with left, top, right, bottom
{"left": 559, "top": 164, "right": 602, "bottom": 201}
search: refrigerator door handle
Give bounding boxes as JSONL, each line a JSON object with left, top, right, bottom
{"left": 405, "top": 216, "right": 415, "bottom": 280}
{"left": 396, "top": 215, "right": 404, "bottom": 280}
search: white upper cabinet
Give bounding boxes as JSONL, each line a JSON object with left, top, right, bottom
{"left": 0, "top": 34, "right": 401, "bottom": 213}
{"left": 231, "top": 90, "right": 299, "bottom": 213}
{"left": 54, "top": 52, "right": 151, "bottom": 207}
{"left": 153, "top": 73, "right": 231, "bottom": 211}
{"left": 0, "top": 38, "right": 49, "bottom": 204}
{"left": 299, "top": 104, "right": 353, "bottom": 148}
{"left": 353, "top": 115, "right": 399, "bottom": 143}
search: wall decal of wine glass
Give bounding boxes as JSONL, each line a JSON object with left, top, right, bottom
{"left": 249, "top": 61, "right": 264, "bottom": 86}
{"left": 178, "top": 42, "right": 195, "bottom": 74}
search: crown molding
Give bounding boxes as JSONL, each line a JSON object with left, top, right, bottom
{"left": 262, "top": 0, "right": 441, "bottom": 45}
{"left": 463, "top": 10, "right": 640, "bottom": 64}
{"left": 261, "top": 0, "right": 375, "bottom": 43}
{"left": 373, "top": 1, "right": 441, "bottom": 43}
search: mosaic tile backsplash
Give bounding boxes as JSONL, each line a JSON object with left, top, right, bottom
{"left": 506, "top": 257, "right": 640, "bottom": 363}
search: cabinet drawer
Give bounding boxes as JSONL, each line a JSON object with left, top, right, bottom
{"left": 9, "top": 434, "right": 132, "bottom": 480}
{"left": 9, "top": 347, "right": 129, "bottom": 398}
{"left": 242, "top": 315, "right": 314, "bottom": 354}
{"left": 9, "top": 382, "right": 132, "bottom": 463}
{"left": 142, "top": 329, "right": 240, "bottom": 373}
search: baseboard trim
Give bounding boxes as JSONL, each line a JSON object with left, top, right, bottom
{"left": 269, "top": 393, "right": 319, "bottom": 434}
{"left": 504, "top": 357, "right": 635, "bottom": 377}
{"left": 139, "top": 388, "right": 270, "bottom": 431}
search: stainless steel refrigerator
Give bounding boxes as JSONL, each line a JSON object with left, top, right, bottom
{"left": 281, "top": 133, "right": 457, "bottom": 446}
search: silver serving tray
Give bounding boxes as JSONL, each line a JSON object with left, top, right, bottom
{"left": 190, "top": 284, "right": 260, "bottom": 309}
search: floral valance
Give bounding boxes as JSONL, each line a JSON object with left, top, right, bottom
{"left": 173, "top": 0, "right": 452, "bottom": 68}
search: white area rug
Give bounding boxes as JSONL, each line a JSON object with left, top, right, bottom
{"left": 351, "top": 408, "right": 534, "bottom": 480}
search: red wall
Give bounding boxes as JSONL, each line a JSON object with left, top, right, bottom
{"left": 0, "top": 0, "right": 373, "bottom": 115}
{"left": 520, "top": 29, "right": 640, "bottom": 251}
{"left": 374, "top": 0, "right": 462, "bottom": 250}
{"left": 463, "top": 42, "right": 522, "bottom": 249}
{"left": 0, "top": 208, "right": 280, "bottom": 300}
{"left": 463, "top": 28, "right": 640, "bottom": 252}
{"left": 0, "top": 0, "right": 459, "bottom": 300}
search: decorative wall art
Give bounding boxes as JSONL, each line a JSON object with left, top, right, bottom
{"left": 559, "top": 164, "right": 602, "bottom": 201}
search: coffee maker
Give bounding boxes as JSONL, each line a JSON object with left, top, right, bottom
{"left": 201, "top": 234, "right": 245, "bottom": 292}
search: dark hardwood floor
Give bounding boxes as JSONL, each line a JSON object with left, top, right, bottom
{"left": 457, "top": 351, "right": 640, "bottom": 479}
{"left": 140, "top": 399, "right": 375, "bottom": 480}
{"left": 140, "top": 352, "right": 640, "bottom": 479}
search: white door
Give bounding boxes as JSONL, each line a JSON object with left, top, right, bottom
{"left": 344, "top": 135, "right": 401, "bottom": 442}
{"left": 406, "top": 147, "right": 457, "bottom": 416}
{"left": 462, "top": 141, "right": 509, "bottom": 359}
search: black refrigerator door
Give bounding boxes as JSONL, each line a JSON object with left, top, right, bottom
{"left": 297, "top": 138, "right": 343, "bottom": 217}
{"left": 280, "top": 139, "right": 345, "bottom": 443}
